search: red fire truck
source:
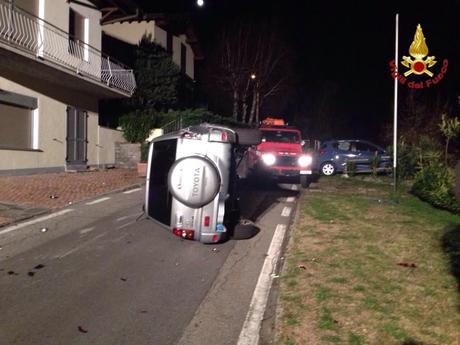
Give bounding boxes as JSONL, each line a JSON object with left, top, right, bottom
{"left": 246, "top": 118, "right": 313, "bottom": 187}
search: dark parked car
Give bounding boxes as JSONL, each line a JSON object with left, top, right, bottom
{"left": 314, "top": 139, "right": 391, "bottom": 176}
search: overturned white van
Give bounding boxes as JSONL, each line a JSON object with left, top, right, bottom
{"left": 145, "top": 123, "right": 261, "bottom": 243}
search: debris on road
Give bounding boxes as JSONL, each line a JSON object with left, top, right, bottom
{"left": 40, "top": 227, "right": 48, "bottom": 233}
{"left": 78, "top": 326, "right": 88, "bottom": 334}
{"left": 397, "top": 262, "right": 417, "bottom": 268}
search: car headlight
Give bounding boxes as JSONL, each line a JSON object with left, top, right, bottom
{"left": 261, "top": 153, "right": 276, "bottom": 166}
{"left": 298, "top": 155, "right": 312, "bottom": 167}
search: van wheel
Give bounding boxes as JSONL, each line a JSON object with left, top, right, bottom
{"left": 300, "top": 175, "right": 310, "bottom": 188}
{"left": 232, "top": 219, "right": 259, "bottom": 240}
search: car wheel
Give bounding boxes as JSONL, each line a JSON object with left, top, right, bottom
{"left": 320, "top": 162, "right": 336, "bottom": 176}
{"left": 300, "top": 175, "right": 310, "bottom": 188}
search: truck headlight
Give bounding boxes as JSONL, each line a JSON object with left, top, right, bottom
{"left": 298, "top": 155, "right": 312, "bottom": 167}
{"left": 261, "top": 153, "right": 276, "bottom": 166}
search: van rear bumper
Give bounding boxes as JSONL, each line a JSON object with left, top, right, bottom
{"left": 200, "top": 231, "right": 226, "bottom": 243}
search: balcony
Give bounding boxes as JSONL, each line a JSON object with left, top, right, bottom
{"left": 0, "top": 0, "right": 136, "bottom": 98}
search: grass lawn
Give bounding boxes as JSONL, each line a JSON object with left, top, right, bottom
{"left": 277, "top": 175, "right": 460, "bottom": 345}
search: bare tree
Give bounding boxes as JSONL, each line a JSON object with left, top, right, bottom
{"left": 219, "top": 18, "right": 288, "bottom": 124}
{"left": 220, "top": 22, "right": 253, "bottom": 121}
{"left": 247, "top": 24, "right": 286, "bottom": 125}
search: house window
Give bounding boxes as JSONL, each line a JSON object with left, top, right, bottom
{"left": 69, "top": 8, "right": 89, "bottom": 61}
{"left": 0, "top": 91, "right": 38, "bottom": 150}
{"left": 166, "top": 32, "right": 173, "bottom": 55}
{"left": 180, "top": 43, "right": 186, "bottom": 74}
{"left": 14, "top": 0, "right": 39, "bottom": 16}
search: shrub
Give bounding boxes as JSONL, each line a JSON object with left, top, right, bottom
{"left": 398, "top": 143, "right": 418, "bottom": 180}
{"left": 345, "top": 160, "right": 356, "bottom": 176}
{"left": 119, "top": 109, "right": 159, "bottom": 143}
{"left": 411, "top": 157, "right": 459, "bottom": 213}
{"left": 119, "top": 108, "right": 246, "bottom": 144}
{"left": 158, "top": 108, "right": 250, "bottom": 129}
{"left": 439, "top": 113, "right": 460, "bottom": 165}
{"left": 370, "top": 153, "right": 380, "bottom": 177}
{"left": 386, "top": 141, "right": 418, "bottom": 180}
{"left": 140, "top": 142, "right": 150, "bottom": 163}
{"left": 128, "top": 34, "right": 181, "bottom": 111}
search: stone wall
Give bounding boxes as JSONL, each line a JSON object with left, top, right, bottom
{"left": 115, "top": 142, "right": 140, "bottom": 168}
{"left": 97, "top": 127, "right": 125, "bottom": 166}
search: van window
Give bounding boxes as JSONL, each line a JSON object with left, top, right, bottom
{"left": 148, "top": 139, "right": 177, "bottom": 226}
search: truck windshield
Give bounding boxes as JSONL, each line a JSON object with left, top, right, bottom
{"left": 261, "top": 130, "right": 300, "bottom": 143}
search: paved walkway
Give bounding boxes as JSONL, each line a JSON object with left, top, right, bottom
{"left": 0, "top": 168, "right": 145, "bottom": 227}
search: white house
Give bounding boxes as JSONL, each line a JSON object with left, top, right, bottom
{"left": 100, "top": 14, "right": 203, "bottom": 81}
{"left": 93, "top": 2, "right": 204, "bottom": 131}
{"left": 0, "top": 0, "right": 136, "bottom": 174}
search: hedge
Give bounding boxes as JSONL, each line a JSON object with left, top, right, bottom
{"left": 411, "top": 159, "right": 459, "bottom": 213}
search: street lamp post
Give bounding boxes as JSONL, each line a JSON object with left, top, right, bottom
{"left": 393, "top": 13, "right": 399, "bottom": 193}
{"left": 250, "top": 73, "right": 260, "bottom": 125}
{"left": 255, "top": 80, "right": 260, "bottom": 124}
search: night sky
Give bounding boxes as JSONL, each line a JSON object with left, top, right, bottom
{"left": 139, "top": 0, "right": 460, "bottom": 144}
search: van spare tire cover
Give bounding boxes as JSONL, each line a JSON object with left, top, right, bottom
{"left": 168, "top": 156, "right": 221, "bottom": 208}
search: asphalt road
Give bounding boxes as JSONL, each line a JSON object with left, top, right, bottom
{"left": 0, "top": 179, "right": 299, "bottom": 345}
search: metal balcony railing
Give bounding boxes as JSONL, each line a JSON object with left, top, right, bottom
{"left": 0, "top": 0, "right": 136, "bottom": 95}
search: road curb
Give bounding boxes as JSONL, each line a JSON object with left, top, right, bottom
{"left": 265, "top": 187, "right": 305, "bottom": 345}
